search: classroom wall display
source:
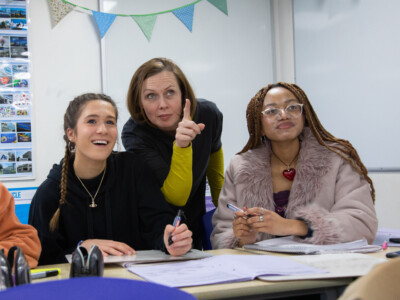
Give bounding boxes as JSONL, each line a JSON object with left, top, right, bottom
{"left": 293, "top": 0, "right": 400, "bottom": 171}
{"left": 0, "top": 0, "right": 33, "bottom": 179}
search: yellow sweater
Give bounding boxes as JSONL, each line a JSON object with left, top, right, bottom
{"left": 161, "top": 144, "right": 224, "bottom": 207}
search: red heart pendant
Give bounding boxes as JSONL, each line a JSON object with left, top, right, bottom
{"left": 283, "top": 168, "right": 296, "bottom": 181}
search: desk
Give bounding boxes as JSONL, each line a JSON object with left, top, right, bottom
{"left": 33, "top": 248, "right": 391, "bottom": 300}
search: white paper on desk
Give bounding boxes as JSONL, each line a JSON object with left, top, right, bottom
{"left": 373, "top": 228, "right": 400, "bottom": 247}
{"left": 65, "top": 249, "right": 212, "bottom": 264}
{"left": 126, "top": 254, "right": 326, "bottom": 288}
{"left": 244, "top": 236, "right": 381, "bottom": 254}
{"left": 259, "top": 253, "right": 386, "bottom": 281}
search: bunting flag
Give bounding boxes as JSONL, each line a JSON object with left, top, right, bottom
{"left": 207, "top": 0, "right": 228, "bottom": 15}
{"left": 56, "top": 0, "right": 228, "bottom": 40}
{"left": 92, "top": 11, "right": 117, "bottom": 39}
{"left": 131, "top": 15, "right": 157, "bottom": 42}
{"left": 47, "top": 0, "right": 75, "bottom": 28}
{"left": 172, "top": 4, "right": 195, "bottom": 32}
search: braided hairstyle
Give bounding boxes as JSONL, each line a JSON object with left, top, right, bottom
{"left": 49, "top": 93, "right": 118, "bottom": 231}
{"left": 239, "top": 82, "right": 375, "bottom": 202}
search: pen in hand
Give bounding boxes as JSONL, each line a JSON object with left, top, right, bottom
{"left": 227, "top": 203, "right": 254, "bottom": 218}
{"left": 168, "top": 209, "right": 182, "bottom": 246}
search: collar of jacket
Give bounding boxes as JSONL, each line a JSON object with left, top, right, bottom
{"left": 234, "top": 127, "right": 333, "bottom": 218}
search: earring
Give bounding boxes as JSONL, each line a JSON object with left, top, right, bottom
{"left": 68, "top": 141, "right": 75, "bottom": 152}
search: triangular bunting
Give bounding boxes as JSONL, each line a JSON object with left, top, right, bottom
{"left": 131, "top": 15, "right": 157, "bottom": 42}
{"left": 207, "top": 0, "right": 228, "bottom": 16}
{"left": 92, "top": 10, "right": 117, "bottom": 39}
{"left": 172, "top": 4, "right": 194, "bottom": 32}
{"left": 47, "top": 0, "right": 75, "bottom": 28}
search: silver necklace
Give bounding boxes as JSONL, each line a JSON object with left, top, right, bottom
{"left": 76, "top": 165, "right": 106, "bottom": 208}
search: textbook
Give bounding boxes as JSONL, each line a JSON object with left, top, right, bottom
{"left": 243, "top": 236, "right": 382, "bottom": 254}
{"left": 126, "top": 254, "right": 325, "bottom": 287}
{"left": 66, "top": 249, "right": 212, "bottom": 264}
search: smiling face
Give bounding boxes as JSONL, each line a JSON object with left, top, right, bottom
{"left": 67, "top": 100, "right": 117, "bottom": 166}
{"left": 140, "top": 71, "right": 183, "bottom": 133}
{"left": 261, "top": 87, "right": 305, "bottom": 143}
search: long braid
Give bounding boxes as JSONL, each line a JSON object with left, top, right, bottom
{"left": 49, "top": 144, "right": 71, "bottom": 231}
{"left": 240, "top": 82, "right": 375, "bottom": 202}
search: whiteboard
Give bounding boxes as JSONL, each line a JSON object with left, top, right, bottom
{"left": 293, "top": 0, "right": 400, "bottom": 171}
{"left": 100, "top": 0, "right": 274, "bottom": 167}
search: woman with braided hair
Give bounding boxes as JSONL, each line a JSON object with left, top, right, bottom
{"left": 211, "top": 83, "right": 377, "bottom": 249}
{"left": 28, "top": 93, "right": 192, "bottom": 265}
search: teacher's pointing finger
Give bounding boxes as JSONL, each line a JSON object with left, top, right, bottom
{"left": 183, "top": 99, "right": 192, "bottom": 120}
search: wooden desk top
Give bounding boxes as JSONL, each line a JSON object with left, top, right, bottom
{"left": 33, "top": 248, "right": 393, "bottom": 300}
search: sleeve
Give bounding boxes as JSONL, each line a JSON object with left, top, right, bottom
{"left": 210, "top": 160, "right": 240, "bottom": 249}
{"left": 209, "top": 101, "right": 223, "bottom": 154}
{"left": 122, "top": 118, "right": 169, "bottom": 186}
{"left": 28, "top": 182, "right": 70, "bottom": 265}
{"left": 0, "top": 183, "right": 41, "bottom": 268}
{"left": 135, "top": 161, "right": 176, "bottom": 252}
{"left": 160, "top": 143, "right": 193, "bottom": 206}
{"left": 121, "top": 117, "right": 136, "bottom": 152}
{"left": 293, "top": 160, "right": 378, "bottom": 244}
{"left": 206, "top": 147, "right": 224, "bottom": 207}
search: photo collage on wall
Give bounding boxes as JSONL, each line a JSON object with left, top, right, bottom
{"left": 0, "top": 0, "right": 32, "bottom": 179}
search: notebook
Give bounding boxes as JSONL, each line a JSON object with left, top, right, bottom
{"left": 243, "top": 236, "right": 382, "bottom": 254}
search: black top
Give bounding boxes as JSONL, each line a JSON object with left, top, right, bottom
{"left": 28, "top": 152, "right": 175, "bottom": 265}
{"left": 122, "top": 99, "right": 223, "bottom": 249}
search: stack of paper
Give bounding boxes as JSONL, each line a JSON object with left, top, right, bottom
{"left": 244, "top": 236, "right": 381, "bottom": 254}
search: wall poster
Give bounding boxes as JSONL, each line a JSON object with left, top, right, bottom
{"left": 0, "top": 0, "right": 33, "bottom": 179}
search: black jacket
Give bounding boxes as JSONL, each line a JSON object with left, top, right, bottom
{"left": 122, "top": 99, "right": 223, "bottom": 249}
{"left": 28, "top": 152, "right": 175, "bottom": 265}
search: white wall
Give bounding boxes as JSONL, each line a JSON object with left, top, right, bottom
{"left": 3, "top": 0, "right": 399, "bottom": 229}
{"left": 5, "top": 0, "right": 102, "bottom": 189}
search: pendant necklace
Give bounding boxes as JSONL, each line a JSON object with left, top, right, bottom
{"left": 271, "top": 147, "right": 300, "bottom": 181}
{"left": 76, "top": 165, "right": 107, "bottom": 208}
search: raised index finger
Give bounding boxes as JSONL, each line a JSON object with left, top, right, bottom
{"left": 183, "top": 99, "right": 191, "bottom": 120}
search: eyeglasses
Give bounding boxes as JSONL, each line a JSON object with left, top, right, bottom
{"left": 261, "top": 103, "right": 304, "bottom": 119}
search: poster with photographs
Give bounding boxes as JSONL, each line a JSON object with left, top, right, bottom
{"left": 0, "top": 0, "right": 32, "bottom": 179}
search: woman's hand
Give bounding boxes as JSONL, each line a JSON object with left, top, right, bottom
{"left": 246, "top": 207, "right": 308, "bottom": 237}
{"left": 232, "top": 210, "right": 258, "bottom": 246}
{"left": 164, "top": 223, "right": 192, "bottom": 256}
{"left": 175, "top": 99, "right": 205, "bottom": 148}
{"left": 80, "top": 239, "right": 135, "bottom": 257}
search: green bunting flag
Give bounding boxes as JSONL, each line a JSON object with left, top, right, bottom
{"left": 207, "top": 0, "right": 228, "bottom": 15}
{"left": 131, "top": 15, "right": 157, "bottom": 42}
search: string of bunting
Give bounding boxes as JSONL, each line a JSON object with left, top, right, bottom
{"left": 47, "top": 0, "right": 228, "bottom": 40}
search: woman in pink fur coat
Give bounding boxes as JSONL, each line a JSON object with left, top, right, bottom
{"left": 211, "top": 83, "right": 377, "bottom": 249}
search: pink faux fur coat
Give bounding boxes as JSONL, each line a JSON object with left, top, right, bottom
{"left": 211, "top": 128, "right": 378, "bottom": 249}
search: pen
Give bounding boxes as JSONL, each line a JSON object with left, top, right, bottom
{"left": 227, "top": 203, "right": 254, "bottom": 218}
{"left": 386, "top": 250, "right": 400, "bottom": 259}
{"left": 389, "top": 238, "right": 400, "bottom": 243}
{"left": 168, "top": 209, "right": 182, "bottom": 246}
{"left": 31, "top": 268, "right": 61, "bottom": 274}
{"left": 31, "top": 269, "right": 60, "bottom": 280}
